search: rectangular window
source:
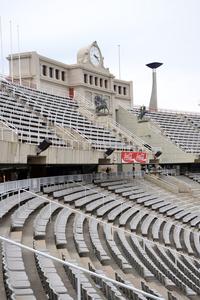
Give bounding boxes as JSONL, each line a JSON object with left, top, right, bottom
{"left": 123, "top": 87, "right": 127, "bottom": 95}
{"left": 55, "top": 69, "right": 60, "bottom": 80}
{"left": 89, "top": 75, "right": 93, "bottom": 84}
{"left": 95, "top": 77, "right": 98, "bottom": 86}
{"left": 84, "top": 74, "right": 88, "bottom": 83}
{"left": 61, "top": 71, "right": 65, "bottom": 81}
{"left": 99, "top": 78, "right": 103, "bottom": 87}
{"left": 118, "top": 86, "right": 121, "bottom": 94}
{"left": 114, "top": 85, "right": 117, "bottom": 91}
{"left": 49, "top": 67, "right": 53, "bottom": 78}
{"left": 42, "top": 65, "right": 47, "bottom": 76}
{"left": 104, "top": 79, "right": 108, "bottom": 88}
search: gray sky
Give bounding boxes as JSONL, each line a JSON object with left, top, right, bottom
{"left": 1, "top": 0, "right": 200, "bottom": 112}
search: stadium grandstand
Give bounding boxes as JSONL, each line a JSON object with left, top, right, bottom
{"left": 0, "top": 41, "right": 200, "bottom": 300}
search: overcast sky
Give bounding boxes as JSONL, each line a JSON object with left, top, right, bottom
{"left": 1, "top": 0, "right": 200, "bottom": 112}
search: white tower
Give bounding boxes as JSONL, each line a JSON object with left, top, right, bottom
{"left": 146, "top": 62, "right": 163, "bottom": 111}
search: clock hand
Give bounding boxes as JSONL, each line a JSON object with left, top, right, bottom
{"left": 94, "top": 54, "right": 99, "bottom": 61}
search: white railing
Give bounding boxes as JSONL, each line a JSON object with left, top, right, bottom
{"left": 78, "top": 104, "right": 151, "bottom": 152}
{"left": 132, "top": 104, "right": 200, "bottom": 116}
{"left": 106, "top": 117, "right": 150, "bottom": 150}
{"left": 0, "top": 116, "right": 19, "bottom": 143}
{"left": 0, "top": 172, "right": 134, "bottom": 194}
{"left": 75, "top": 91, "right": 95, "bottom": 109}
{"left": 0, "top": 127, "right": 18, "bottom": 142}
{"left": 55, "top": 123, "right": 77, "bottom": 141}
{"left": 0, "top": 114, "right": 18, "bottom": 132}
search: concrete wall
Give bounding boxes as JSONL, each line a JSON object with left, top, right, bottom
{"left": 0, "top": 140, "right": 123, "bottom": 165}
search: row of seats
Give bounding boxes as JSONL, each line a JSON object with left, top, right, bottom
{"left": 0, "top": 177, "right": 198, "bottom": 299}
{"left": 1, "top": 80, "right": 133, "bottom": 150}
{"left": 34, "top": 240, "right": 73, "bottom": 299}
{"left": 0, "top": 90, "right": 67, "bottom": 147}
{"left": 130, "top": 107, "right": 200, "bottom": 153}
{"left": 2, "top": 241, "right": 36, "bottom": 300}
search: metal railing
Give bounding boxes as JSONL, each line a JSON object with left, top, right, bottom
{"left": 75, "top": 91, "right": 95, "bottom": 109}
{"left": 0, "top": 172, "right": 135, "bottom": 194}
{"left": 78, "top": 104, "right": 150, "bottom": 152}
{"left": 0, "top": 116, "right": 19, "bottom": 142}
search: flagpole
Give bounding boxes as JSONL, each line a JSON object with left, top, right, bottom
{"left": 9, "top": 20, "right": 13, "bottom": 83}
{"left": 17, "top": 24, "right": 22, "bottom": 85}
{"left": 118, "top": 44, "right": 121, "bottom": 79}
{"left": 0, "top": 16, "right": 4, "bottom": 77}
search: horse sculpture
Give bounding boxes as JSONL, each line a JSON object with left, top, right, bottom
{"left": 94, "top": 95, "right": 109, "bottom": 114}
{"left": 138, "top": 105, "right": 148, "bottom": 120}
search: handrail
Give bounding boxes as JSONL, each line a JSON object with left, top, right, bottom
{"left": 54, "top": 123, "right": 78, "bottom": 142}
{"left": 75, "top": 91, "right": 95, "bottom": 109}
{"left": 0, "top": 115, "right": 18, "bottom": 135}
{"left": 106, "top": 116, "right": 150, "bottom": 149}
{"left": 78, "top": 104, "right": 151, "bottom": 152}
{"left": 132, "top": 104, "right": 200, "bottom": 116}
{"left": 0, "top": 172, "right": 134, "bottom": 194}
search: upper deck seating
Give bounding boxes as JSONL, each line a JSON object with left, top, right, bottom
{"left": 1, "top": 81, "right": 132, "bottom": 150}
{"left": 130, "top": 107, "right": 200, "bottom": 153}
{"left": 0, "top": 90, "right": 67, "bottom": 147}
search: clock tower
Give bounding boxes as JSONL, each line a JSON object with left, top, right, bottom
{"left": 8, "top": 41, "right": 133, "bottom": 119}
{"left": 77, "top": 41, "right": 106, "bottom": 70}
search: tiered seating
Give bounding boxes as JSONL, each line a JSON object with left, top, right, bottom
{"left": 62, "top": 257, "right": 104, "bottom": 299}
{"left": 103, "top": 223, "right": 132, "bottom": 273}
{"left": 0, "top": 88, "right": 67, "bottom": 146}
{"left": 141, "top": 281, "right": 162, "bottom": 300}
{"left": 116, "top": 230, "right": 154, "bottom": 280}
{"left": 73, "top": 214, "right": 89, "bottom": 256}
{"left": 145, "top": 243, "right": 197, "bottom": 297}
{"left": 155, "top": 245, "right": 200, "bottom": 294}
{"left": 11, "top": 196, "right": 48, "bottom": 229}
{"left": 0, "top": 191, "right": 34, "bottom": 219}
{"left": 1, "top": 80, "right": 132, "bottom": 150}
{"left": 34, "top": 241, "right": 73, "bottom": 299}
{"left": 33, "top": 202, "right": 61, "bottom": 238}
{"left": 130, "top": 107, "right": 200, "bottom": 153}
{"left": 115, "top": 273, "right": 147, "bottom": 300}
{"left": 89, "top": 218, "right": 111, "bottom": 264}
{"left": 1, "top": 176, "right": 200, "bottom": 299}
{"left": 182, "top": 113, "right": 200, "bottom": 129}
{"left": 166, "top": 249, "right": 200, "bottom": 286}
{"left": 54, "top": 208, "right": 73, "bottom": 248}
{"left": 89, "top": 264, "right": 127, "bottom": 300}
{"left": 2, "top": 242, "right": 36, "bottom": 300}
{"left": 96, "top": 177, "right": 200, "bottom": 236}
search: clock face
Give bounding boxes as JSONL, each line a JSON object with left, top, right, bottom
{"left": 90, "top": 46, "right": 101, "bottom": 66}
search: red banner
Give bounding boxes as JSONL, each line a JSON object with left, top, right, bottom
{"left": 121, "top": 151, "right": 148, "bottom": 164}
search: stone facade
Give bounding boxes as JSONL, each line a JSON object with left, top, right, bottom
{"left": 7, "top": 41, "right": 133, "bottom": 117}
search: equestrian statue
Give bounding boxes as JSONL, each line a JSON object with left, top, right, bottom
{"left": 94, "top": 95, "right": 109, "bottom": 114}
